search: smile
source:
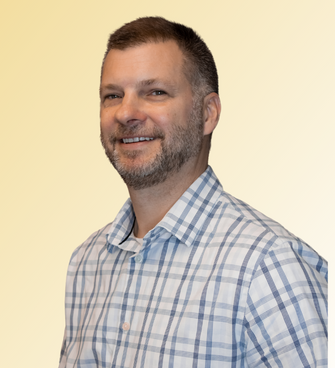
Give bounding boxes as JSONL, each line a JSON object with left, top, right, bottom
{"left": 122, "top": 137, "right": 154, "bottom": 144}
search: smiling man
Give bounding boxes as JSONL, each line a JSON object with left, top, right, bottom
{"left": 59, "top": 17, "right": 328, "bottom": 368}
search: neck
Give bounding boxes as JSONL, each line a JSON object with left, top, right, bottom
{"left": 128, "top": 155, "right": 208, "bottom": 238}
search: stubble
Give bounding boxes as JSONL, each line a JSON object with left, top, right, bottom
{"left": 101, "top": 98, "right": 204, "bottom": 190}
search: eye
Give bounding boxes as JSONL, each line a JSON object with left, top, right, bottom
{"left": 105, "top": 94, "right": 120, "bottom": 100}
{"left": 101, "top": 93, "right": 121, "bottom": 107}
{"left": 151, "top": 90, "right": 166, "bottom": 96}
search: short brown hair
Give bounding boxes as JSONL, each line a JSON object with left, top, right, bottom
{"left": 102, "top": 17, "right": 218, "bottom": 97}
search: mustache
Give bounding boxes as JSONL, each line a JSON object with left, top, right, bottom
{"left": 108, "top": 125, "right": 165, "bottom": 144}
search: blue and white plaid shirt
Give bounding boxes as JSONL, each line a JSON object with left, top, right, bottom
{"left": 59, "top": 166, "right": 328, "bottom": 367}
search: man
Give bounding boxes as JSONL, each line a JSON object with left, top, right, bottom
{"left": 59, "top": 17, "right": 328, "bottom": 368}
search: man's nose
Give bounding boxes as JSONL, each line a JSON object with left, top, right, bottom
{"left": 114, "top": 94, "right": 146, "bottom": 125}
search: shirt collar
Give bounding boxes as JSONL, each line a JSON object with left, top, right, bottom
{"left": 106, "top": 166, "right": 223, "bottom": 251}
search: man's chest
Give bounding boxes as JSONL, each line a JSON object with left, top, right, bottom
{"left": 66, "top": 240, "right": 254, "bottom": 367}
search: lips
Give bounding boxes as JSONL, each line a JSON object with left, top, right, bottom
{"left": 122, "top": 137, "right": 154, "bottom": 144}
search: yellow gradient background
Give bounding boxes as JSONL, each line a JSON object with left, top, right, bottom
{"left": 1, "top": 1, "right": 333, "bottom": 366}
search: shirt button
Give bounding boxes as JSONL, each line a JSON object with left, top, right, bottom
{"left": 122, "top": 322, "right": 130, "bottom": 331}
{"left": 135, "top": 254, "right": 143, "bottom": 263}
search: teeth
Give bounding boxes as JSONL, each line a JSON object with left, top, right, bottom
{"left": 122, "top": 137, "right": 154, "bottom": 143}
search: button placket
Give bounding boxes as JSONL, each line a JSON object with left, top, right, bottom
{"left": 122, "top": 322, "right": 130, "bottom": 331}
{"left": 134, "top": 254, "right": 143, "bottom": 263}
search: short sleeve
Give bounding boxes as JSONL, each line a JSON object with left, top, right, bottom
{"left": 244, "top": 240, "right": 327, "bottom": 367}
{"left": 58, "top": 327, "right": 67, "bottom": 368}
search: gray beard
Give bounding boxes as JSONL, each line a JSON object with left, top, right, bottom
{"left": 101, "top": 99, "right": 204, "bottom": 190}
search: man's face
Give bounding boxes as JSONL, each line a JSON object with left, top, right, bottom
{"left": 100, "top": 41, "right": 204, "bottom": 190}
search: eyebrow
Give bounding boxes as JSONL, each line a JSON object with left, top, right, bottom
{"left": 99, "top": 84, "right": 119, "bottom": 97}
{"left": 138, "top": 79, "right": 164, "bottom": 87}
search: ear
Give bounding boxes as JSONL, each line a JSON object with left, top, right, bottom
{"left": 203, "top": 92, "right": 221, "bottom": 136}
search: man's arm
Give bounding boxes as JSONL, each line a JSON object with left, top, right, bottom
{"left": 244, "top": 240, "right": 327, "bottom": 367}
{"left": 58, "top": 329, "right": 67, "bottom": 368}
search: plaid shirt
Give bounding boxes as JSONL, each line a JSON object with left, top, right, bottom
{"left": 59, "top": 166, "right": 328, "bottom": 367}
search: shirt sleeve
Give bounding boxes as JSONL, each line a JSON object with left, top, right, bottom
{"left": 243, "top": 240, "right": 328, "bottom": 367}
{"left": 58, "top": 328, "right": 67, "bottom": 368}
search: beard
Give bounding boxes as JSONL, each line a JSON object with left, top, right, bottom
{"left": 100, "top": 98, "right": 204, "bottom": 190}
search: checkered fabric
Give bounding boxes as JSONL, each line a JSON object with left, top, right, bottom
{"left": 59, "top": 166, "right": 328, "bottom": 368}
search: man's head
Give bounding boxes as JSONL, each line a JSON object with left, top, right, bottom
{"left": 102, "top": 16, "right": 218, "bottom": 100}
{"left": 100, "top": 18, "right": 221, "bottom": 190}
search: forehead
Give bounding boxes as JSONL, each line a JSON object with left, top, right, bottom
{"left": 101, "top": 41, "right": 189, "bottom": 87}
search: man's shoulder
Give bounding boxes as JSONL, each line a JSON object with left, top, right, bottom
{"left": 217, "top": 190, "right": 301, "bottom": 242}
{"left": 213, "top": 190, "right": 328, "bottom": 280}
{"left": 68, "top": 222, "right": 113, "bottom": 264}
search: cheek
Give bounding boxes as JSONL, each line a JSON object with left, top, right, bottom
{"left": 170, "top": 101, "right": 193, "bottom": 127}
{"left": 152, "top": 105, "right": 185, "bottom": 126}
{"left": 100, "top": 109, "right": 115, "bottom": 133}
